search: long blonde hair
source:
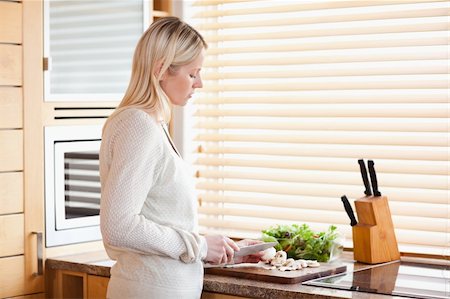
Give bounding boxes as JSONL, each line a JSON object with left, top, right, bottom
{"left": 105, "top": 17, "right": 207, "bottom": 128}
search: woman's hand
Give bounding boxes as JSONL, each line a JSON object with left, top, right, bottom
{"left": 233, "top": 239, "right": 265, "bottom": 264}
{"left": 204, "top": 235, "right": 240, "bottom": 265}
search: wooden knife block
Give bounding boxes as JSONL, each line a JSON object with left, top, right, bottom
{"left": 352, "top": 195, "right": 400, "bottom": 264}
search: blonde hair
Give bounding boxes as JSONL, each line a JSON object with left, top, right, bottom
{"left": 105, "top": 17, "right": 207, "bottom": 128}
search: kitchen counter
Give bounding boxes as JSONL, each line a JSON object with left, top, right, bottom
{"left": 45, "top": 251, "right": 404, "bottom": 299}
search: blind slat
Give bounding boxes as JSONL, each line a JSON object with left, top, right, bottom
{"left": 195, "top": 132, "right": 448, "bottom": 147}
{"left": 195, "top": 105, "right": 448, "bottom": 118}
{"left": 196, "top": 169, "right": 449, "bottom": 190}
{"left": 198, "top": 206, "right": 448, "bottom": 233}
{"left": 204, "top": 47, "right": 448, "bottom": 66}
{"left": 194, "top": 0, "right": 447, "bottom": 17}
{"left": 195, "top": 157, "right": 448, "bottom": 176}
{"left": 207, "top": 37, "right": 449, "bottom": 54}
{"left": 201, "top": 80, "right": 448, "bottom": 91}
{"left": 194, "top": 90, "right": 449, "bottom": 104}
{"left": 204, "top": 21, "right": 449, "bottom": 42}
{"left": 198, "top": 7, "right": 450, "bottom": 29}
{"left": 198, "top": 194, "right": 448, "bottom": 218}
{"left": 203, "top": 61, "right": 448, "bottom": 79}
{"left": 196, "top": 181, "right": 449, "bottom": 205}
{"left": 195, "top": 118, "right": 449, "bottom": 132}
{"left": 198, "top": 145, "right": 449, "bottom": 161}
{"left": 192, "top": 0, "right": 255, "bottom": 6}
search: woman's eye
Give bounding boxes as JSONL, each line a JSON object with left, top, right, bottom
{"left": 189, "top": 74, "right": 197, "bottom": 79}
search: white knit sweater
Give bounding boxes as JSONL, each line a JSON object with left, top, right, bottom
{"left": 99, "top": 108, "right": 207, "bottom": 299}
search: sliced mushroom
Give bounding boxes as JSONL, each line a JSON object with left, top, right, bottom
{"left": 261, "top": 247, "right": 276, "bottom": 262}
{"left": 297, "top": 259, "right": 308, "bottom": 268}
{"left": 282, "top": 258, "right": 296, "bottom": 267}
{"left": 306, "top": 260, "right": 320, "bottom": 268}
{"left": 270, "top": 250, "right": 287, "bottom": 266}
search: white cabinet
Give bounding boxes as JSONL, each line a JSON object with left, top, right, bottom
{"left": 44, "top": 0, "right": 149, "bottom": 101}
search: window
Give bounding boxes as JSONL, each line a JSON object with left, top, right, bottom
{"left": 188, "top": 0, "right": 449, "bottom": 256}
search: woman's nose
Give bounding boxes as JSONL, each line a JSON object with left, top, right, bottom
{"left": 194, "top": 75, "right": 203, "bottom": 88}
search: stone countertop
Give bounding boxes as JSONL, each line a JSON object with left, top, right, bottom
{"left": 45, "top": 251, "right": 397, "bottom": 299}
{"left": 46, "top": 250, "right": 113, "bottom": 277}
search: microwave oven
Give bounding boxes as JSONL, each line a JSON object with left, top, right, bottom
{"left": 44, "top": 125, "right": 102, "bottom": 247}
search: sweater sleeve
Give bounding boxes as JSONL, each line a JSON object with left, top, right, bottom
{"left": 100, "top": 110, "right": 204, "bottom": 263}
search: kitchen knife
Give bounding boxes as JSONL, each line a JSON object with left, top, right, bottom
{"left": 368, "top": 160, "right": 382, "bottom": 196}
{"left": 341, "top": 195, "right": 357, "bottom": 226}
{"left": 358, "top": 159, "right": 372, "bottom": 196}
{"left": 234, "top": 242, "right": 278, "bottom": 257}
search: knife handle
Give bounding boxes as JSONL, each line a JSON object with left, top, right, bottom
{"left": 368, "top": 160, "right": 381, "bottom": 196}
{"left": 341, "top": 195, "right": 357, "bottom": 226}
{"left": 358, "top": 159, "right": 372, "bottom": 196}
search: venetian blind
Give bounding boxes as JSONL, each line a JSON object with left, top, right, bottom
{"left": 189, "top": 0, "right": 449, "bottom": 256}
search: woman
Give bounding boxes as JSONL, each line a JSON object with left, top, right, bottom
{"left": 100, "top": 17, "right": 261, "bottom": 298}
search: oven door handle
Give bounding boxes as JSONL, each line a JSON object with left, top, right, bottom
{"left": 32, "top": 231, "right": 43, "bottom": 276}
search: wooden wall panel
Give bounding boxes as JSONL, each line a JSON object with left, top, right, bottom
{"left": 153, "top": 0, "right": 172, "bottom": 15}
{"left": 0, "top": 1, "right": 22, "bottom": 44}
{"left": 0, "top": 255, "right": 25, "bottom": 298}
{"left": 201, "top": 293, "right": 248, "bottom": 299}
{"left": 87, "top": 275, "right": 109, "bottom": 299}
{"left": 0, "top": 87, "right": 23, "bottom": 128}
{"left": 59, "top": 271, "right": 87, "bottom": 299}
{"left": 12, "top": 294, "right": 45, "bottom": 299}
{"left": 0, "top": 44, "right": 22, "bottom": 85}
{"left": 0, "top": 129, "right": 23, "bottom": 171}
{"left": 0, "top": 172, "right": 23, "bottom": 215}
{"left": 0, "top": 214, "right": 24, "bottom": 257}
{"left": 23, "top": 0, "right": 45, "bottom": 294}
{"left": 45, "top": 267, "right": 58, "bottom": 299}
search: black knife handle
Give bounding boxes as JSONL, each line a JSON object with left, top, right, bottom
{"left": 341, "top": 195, "right": 357, "bottom": 226}
{"left": 358, "top": 159, "right": 372, "bottom": 196}
{"left": 368, "top": 160, "right": 381, "bottom": 196}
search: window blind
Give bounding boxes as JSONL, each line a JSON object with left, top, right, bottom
{"left": 189, "top": 0, "right": 449, "bottom": 256}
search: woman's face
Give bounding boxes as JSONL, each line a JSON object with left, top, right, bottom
{"left": 160, "top": 49, "right": 205, "bottom": 106}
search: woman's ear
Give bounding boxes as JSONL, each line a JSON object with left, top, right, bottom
{"left": 154, "top": 60, "right": 164, "bottom": 78}
{"left": 159, "top": 69, "right": 168, "bottom": 81}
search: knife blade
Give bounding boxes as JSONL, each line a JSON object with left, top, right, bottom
{"left": 341, "top": 195, "right": 357, "bottom": 226}
{"left": 234, "top": 242, "right": 278, "bottom": 257}
{"left": 368, "top": 160, "right": 382, "bottom": 196}
{"left": 358, "top": 159, "right": 372, "bottom": 196}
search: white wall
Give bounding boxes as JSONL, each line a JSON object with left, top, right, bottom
{"left": 171, "top": 0, "right": 197, "bottom": 165}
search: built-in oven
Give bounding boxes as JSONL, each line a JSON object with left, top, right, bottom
{"left": 44, "top": 125, "right": 102, "bottom": 247}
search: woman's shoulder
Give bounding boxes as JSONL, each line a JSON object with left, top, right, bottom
{"left": 103, "top": 107, "right": 165, "bottom": 150}
{"left": 117, "top": 107, "right": 157, "bottom": 124}
{"left": 107, "top": 108, "right": 159, "bottom": 131}
{"left": 103, "top": 108, "right": 162, "bottom": 145}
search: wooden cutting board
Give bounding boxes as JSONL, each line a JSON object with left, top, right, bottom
{"left": 204, "top": 262, "right": 347, "bottom": 284}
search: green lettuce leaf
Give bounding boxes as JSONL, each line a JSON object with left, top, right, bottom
{"left": 262, "top": 224, "right": 339, "bottom": 262}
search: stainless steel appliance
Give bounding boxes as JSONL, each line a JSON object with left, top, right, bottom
{"left": 44, "top": 125, "right": 102, "bottom": 247}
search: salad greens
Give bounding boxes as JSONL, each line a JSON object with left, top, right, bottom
{"left": 261, "top": 224, "right": 340, "bottom": 262}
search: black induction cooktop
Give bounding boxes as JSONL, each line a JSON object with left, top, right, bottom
{"left": 303, "top": 260, "right": 449, "bottom": 299}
